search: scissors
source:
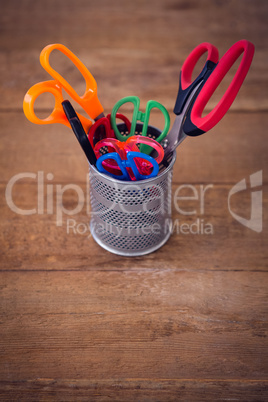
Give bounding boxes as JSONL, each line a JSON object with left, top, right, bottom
{"left": 62, "top": 100, "right": 97, "bottom": 166}
{"left": 23, "top": 43, "right": 105, "bottom": 133}
{"left": 162, "top": 39, "right": 255, "bottom": 161}
{"left": 95, "top": 136, "right": 164, "bottom": 181}
{"left": 110, "top": 96, "right": 170, "bottom": 154}
{"left": 88, "top": 113, "right": 132, "bottom": 147}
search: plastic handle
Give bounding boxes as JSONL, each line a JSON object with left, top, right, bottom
{"left": 127, "top": 152, "right": 159, "bottom": 180}
{"left": 106, "top": 112, "right": 132, "bottom": 133}
{"left": 96, "top": 151, "right": 159, "bottom": 181}
{"left": 88, "top": 113, "right": 132, "bottom": 147}
{"left": 181, "top": 43, "right": 219, "bottom": 90}
{"left": 94, "top": 136, "right": 162, "bottom": 177}
{"left": 94, "top": 138, "right": 125, "bottom": 159}
{"left": 95, "top": 135, "right": 164, "bottom": 163}
{"left": 127, "top": 135, "right": 164, "bottom": 164}
{"left": 173, "top": 43, "right": 219, "bottom": 116}
{"left": 97, "top": 152, "right": 131, "bottom": 180}
{"left": 140, "top": 100, "right": 170, "bottom": 146}
{"left": 111, "top": 96, "right": 140, "bottom": 141}
{"left": 93, "top": 137, "right": 126, "bottom": 176}
{"left": 94, "top": 137, "right": 140, "bottom": 178}
{"left": 186, "top": 40, "right": 255, "bottom": 134}
{"left": 88, "top": 117, "right": 112, "bottom": 147}
{"left": 23, "top": 80, "right": 92, "bottom": 132}
{"left": 40, "top": 43, "right": 104, "bottom": 119}
{"left": 111, "top": 96, "right": 170, "bottom": 154}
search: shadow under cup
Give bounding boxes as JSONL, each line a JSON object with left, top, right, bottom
{"left": 88, "top": 123, "right": 176, "bottom": 257}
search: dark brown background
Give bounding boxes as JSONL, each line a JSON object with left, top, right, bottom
{"left": 0, "top": 0, "right": 267, "bottom": 400}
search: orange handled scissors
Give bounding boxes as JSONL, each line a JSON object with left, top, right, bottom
{"left": 23, "top": 43, "right": 104, "bottom": 133}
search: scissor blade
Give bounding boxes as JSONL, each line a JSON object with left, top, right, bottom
{"left": 162, "top": 114, "right": 185, "bottom": 156}
{"left": 62, "top": 100, "right": 97, "bottom": 166}
{"left": 95, "top": 112, "right": 105, "bottom": 120}
{"left": 162, "top": 80, "right": 203, "bottom": 158}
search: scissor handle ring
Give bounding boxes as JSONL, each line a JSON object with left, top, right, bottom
{"left": 97, "top": 152, "right": 131, "bottom": 180}
{"left": 187, "top": 40, "right": 255, "bottom": 134}
{"left": 94, "top": 138, "right": 125, "bottom": 159}
{"left": 96, "top": 151, "right": 159, "bottom": 181}
{"left": 89, "top": 113, "right": 132, "bottom": 148}
{"left": 141, "top": 100, "right": 170, "bottom": 147}
{"left": 181, "top": 43, "right": 219, "bottom": 90}
{"left": 88, "top": 117, "right": 112, "bottom": 147}
{"left": 127, "top": 152, "right": 159, "bottom": 180}
{"left": 111, "top": 96, "right": 140, "bottom": 141}
{"left": 95, "top": 136, "right": 158, "bottom": 175}
{"left": 111, "top": 96, "right": 170, "bottom": 154}
{"left": 106, "top": 113, "right": 132, "bottom": 133}
{"left": 23, "top": 80, "right": 68, "bottom": 126}
{"left": 40, "top": 43, "right": 103, "bottom": 119}
{"left": 126, "top": 135, "right": 164, "bottom": 164}
{"left": 23, "top": 80, "right": 92, "bottom": 132}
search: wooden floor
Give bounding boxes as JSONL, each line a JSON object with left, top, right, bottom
{"left": 1, "top": 0, "right": 268, "bottom": 400}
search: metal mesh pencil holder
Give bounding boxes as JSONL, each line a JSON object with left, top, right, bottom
{"left": 89, "top": 123, "right": 176, "bottom": 257}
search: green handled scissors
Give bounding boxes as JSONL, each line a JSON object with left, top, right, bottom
{"left": 110, "top": 96, "right": 170, "bottom": 154}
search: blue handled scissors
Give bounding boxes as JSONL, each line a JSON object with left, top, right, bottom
{"left": 97, "top": 151, "right": 159, "bottom": 181}
{"left": 95, "top": 135, "right": 164, "bottom": 181}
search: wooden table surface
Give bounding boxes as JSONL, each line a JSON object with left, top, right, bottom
{"left": 1, "top": 0, "right": 267, "bottom": 400}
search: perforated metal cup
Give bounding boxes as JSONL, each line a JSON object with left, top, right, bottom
{"left": 88, "top": 123, "right": 176, "bottom": 256}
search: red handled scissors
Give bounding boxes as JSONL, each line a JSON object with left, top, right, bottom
{"left": 163, "top": 40, "right": 255, "bottom": 159}
{"left": 88, "top": 113, "right": 132, "bottom": 147}
{"left": 23, "top": 43, "right": 105, "bottom": 133}
{"left": 94, "top": 135, "right": 164, "bottom": 181}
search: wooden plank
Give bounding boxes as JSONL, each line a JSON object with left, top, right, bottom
{"left": 0, "top": 112, "right": 267, "bottom": 184}
{"left": 0, "top": 271, "right": 267, "bottom": 382}
{"left": 0, "top": 379, "right": 267, "bottom": 401}
{"left": 1, "top": 183, "right": 267, "bottom": 270}
{"left": 2, "top": 46, "right": 263, "bottom": 113}
{"left": 1, "top": 0, "right": 267, "bottom": 399}
{"left": 1, "top": 0, "right": 267, "bottom": 54}
{"left": 1, "top": 270, "right": 267, "bottom": 318}
{"left": 0, "top": 0, "right": 267, "bottom": 110}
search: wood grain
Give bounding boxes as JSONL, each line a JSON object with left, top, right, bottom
{"left": 1, "top": 182, "right": 267, "bottom": 271}
{"left": 0, "top": 271, "right": 267, "bottom": 380}
{"left": 0, "top": 379, "right": 267, "bottom": 401}
{"left": 0, "top": 0, "right": 267, "bottom": 111}
{"left": 1, "top": 0, "right": 268, "bottom": 400}
{"left": 0, "top": 112, "right": 267, "bottom": 184}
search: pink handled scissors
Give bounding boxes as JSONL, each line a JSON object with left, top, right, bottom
{"left": 94, "top": 135, "right": 164, "bottom": 181}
